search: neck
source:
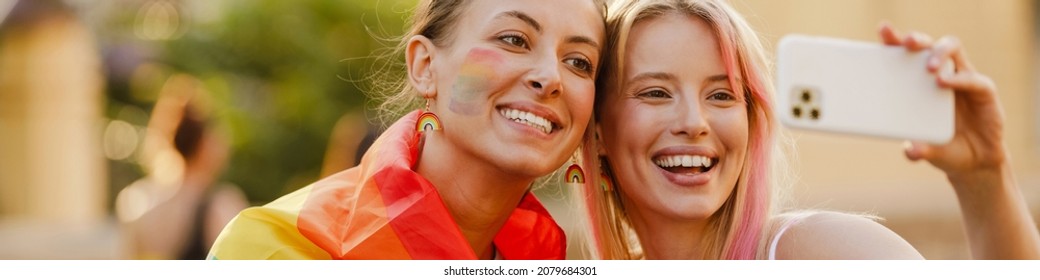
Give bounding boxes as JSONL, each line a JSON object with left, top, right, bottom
{"left": 415, "top": 132, "right": 534, "bottom": 260}
{"left": 625, "top": 197, "right": 713, "bottom": 260}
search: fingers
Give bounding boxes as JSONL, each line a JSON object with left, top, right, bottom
{"left": 877, "top": 22, "right": 970, "bottom": 71}
{"left": 878, "top": 22, "right": 934, "bottom": 51}
{"left": 928, "top": 36, "right": 975, "bottom": 73}
{"left": 938, "top": 71, "right": 998, "bottom": 103}
{"left": 903, "top": 32, "right": 934, "bottom": 52}
{"left": 903, "top": 141, "right": 934, "bottom": 162}
{"left": 878, "top": 22, "right": 903, "bottom": 46}
{"left": 909, "top": 34, "right": 987, "bottom": 103}
{"left": 904, "top": 141, "right": 952, "bottom": 165}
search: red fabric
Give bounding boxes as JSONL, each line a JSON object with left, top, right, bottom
{"left": 495, "top": 194, "right": 568, "bottom": 260}
{"left": 296, "top": 110, "right": 566, "bottom": 259}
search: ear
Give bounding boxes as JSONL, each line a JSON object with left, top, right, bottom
{"left": 594, "top": 123, "right": 607, "bottom": 156}
{"left": 405, "top": 35, "right": 437, "bottom": 99}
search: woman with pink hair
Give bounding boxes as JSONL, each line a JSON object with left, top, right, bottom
{"left": 579, "top": 0, "right": 1040, "bottom": 259}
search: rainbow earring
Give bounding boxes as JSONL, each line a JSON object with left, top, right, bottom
{"left": 598, "top": 158, "right": 614, "bottom": 192}
{"left": 599, "top": 165, "right": 611, "bottom": 191}
{"left": 417, "top": 101, "right": 442, "bottom": 132}
{"left": 413, "top": 101, "right": 441, "bottom": 168}
{"left": 564, "top": 151, "right": 585, "bottom": 185}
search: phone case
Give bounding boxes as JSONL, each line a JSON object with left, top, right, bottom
{"left": 775, "top": 34, "right": 955, "bottom": 144}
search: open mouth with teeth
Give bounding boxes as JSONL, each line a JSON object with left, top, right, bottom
{"left": 653, "top": 155, "right": 716, "bottom": 174}
{"left": 498, "top": 108, "right": 558, "bottom": 134}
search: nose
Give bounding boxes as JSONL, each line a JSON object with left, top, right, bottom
{"left": 670, "top": 96, "right": 709, "bottom": 138}
{"left": 526, "top": 53, "right": 562, "bottom": 98}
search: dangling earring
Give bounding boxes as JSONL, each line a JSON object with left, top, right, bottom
{"left": 564, "top": 150, "right": 585, "bottom": 185}
{"left": 416, "top": 100, "right": 442, "bottom": 132}
{"left": 413, "top": 100, "right": 441, "bottom": 169}
{"left": 598, "top": 157, "right": 614, "bottom": 192}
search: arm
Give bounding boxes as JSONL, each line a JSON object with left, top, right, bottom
{"left": 947, "top": 165, "right": 1040, "bottom": 259}
{"left": 879, "top": 23, "right": 1040, "bottom": 259}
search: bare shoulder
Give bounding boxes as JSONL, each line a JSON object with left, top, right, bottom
{"left": 773, "top": 211, "right": 923, "bottom": 260}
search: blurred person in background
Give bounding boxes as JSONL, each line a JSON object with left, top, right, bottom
{"left": 115, "top": 74, "right": 249, "bottom": 260}
{"left": 319, "top": 110, "right": 381, "bottom": 177}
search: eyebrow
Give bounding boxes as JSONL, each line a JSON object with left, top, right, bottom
{"left": 498, "top": 11, "right": 541, "bottom": 33}
{"left": 629, "top": 72, "right": 677, "bottom": 83}
{"left": 629, "top": 73, "right": 732, "bottom": 88}
{"left": 706, "top": 74, "right": 729, "bottom": 83}
{"left": 495, "top": 11, "right": 601, "bottom": 50}
{"left": 567, "top": 36, "right": 601, "bottom": 50}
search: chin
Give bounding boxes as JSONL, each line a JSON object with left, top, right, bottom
{"left": 493, "top": 154, "right": 563, "bottom": 179}
{"left": 515, "top": 146, "right": 568, "bottom": 167}
{"left": 672, "top": 205, "right": 721, "bottom": 221}
{"left": 521, "top": 160, "right": 563, "bottom": 178}
{"left": 656, "top": 193, "right": 728, "bottom": 220}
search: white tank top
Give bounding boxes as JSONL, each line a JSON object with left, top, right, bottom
{"left": 767, "top": 212, "right": 817, "bottom": 260}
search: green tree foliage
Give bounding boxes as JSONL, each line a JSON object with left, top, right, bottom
{"left": 109, "top": 0, "right": 414, "bottom": 204}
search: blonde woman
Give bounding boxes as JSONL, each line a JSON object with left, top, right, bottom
{"left": 209, "top": 0, "right": 606, "bottom": 260}
{"left": 580, "top": 0, "right": 1040, "bottom": 259}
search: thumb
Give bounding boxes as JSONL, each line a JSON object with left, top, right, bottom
{"left": 903, "top": 140, "right": 937, "bottom": 162}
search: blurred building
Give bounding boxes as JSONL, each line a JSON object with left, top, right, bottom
{"left": 0, "top": 0, "right": 118, "bottom": 259}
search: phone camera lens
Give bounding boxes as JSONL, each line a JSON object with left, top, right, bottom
{"left": 801, "top": 90, "right": 812, "bottom": 102}
{"left": 792, "top": 106, "right": 802, "bottom": 118}
{"left": 810, "top": 108, "right": 820, "bottom": 120}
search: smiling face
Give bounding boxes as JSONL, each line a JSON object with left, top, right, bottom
{"left": 427, "top": 0, "right": 604, "bottom": 178}
{"left": 599, "top": 13, "right": 748, "bottom": 222}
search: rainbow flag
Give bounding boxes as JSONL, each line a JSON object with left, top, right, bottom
{"left": 208, "top": 111, "right": 566, "bottom": 259}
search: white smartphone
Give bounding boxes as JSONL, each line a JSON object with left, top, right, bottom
{"left": 775, "top": 34, "right": 955, "bottom": 144}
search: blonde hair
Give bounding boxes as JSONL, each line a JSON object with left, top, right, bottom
{"left": 579, "top": 0, "right": 792, "bottom": 260}
{"left": 368, "top": 0, "right": 472, "bottom": 126}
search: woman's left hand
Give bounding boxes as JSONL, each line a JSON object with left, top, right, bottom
{"left": 878, "top": 22, "right": 1006, "bottom": 183}
{"left": 879, "top": 23, "right": 1040, "bottom": 260}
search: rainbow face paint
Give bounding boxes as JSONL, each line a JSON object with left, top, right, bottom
{"left": 450, "top": 48, "right": 503, "bottom": 115}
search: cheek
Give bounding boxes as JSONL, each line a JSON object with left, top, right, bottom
{"left": 449, "top": 48, "right": 506, "bottom": 115}
{"left": 713, "top": 108, "right": 750, "bottom": 159}
{"left": 597, "top": 99, "right": 627, "bottom": 151}
{"left": 565, "top": 82, "right": 596, "bottom": 128}
{"left": 603, "top": 102, "right": 657, "bottom": 163}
